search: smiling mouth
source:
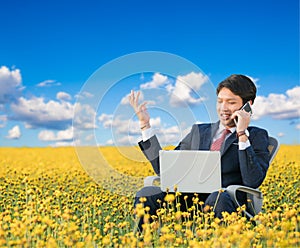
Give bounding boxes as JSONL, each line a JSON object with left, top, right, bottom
{"left": 221, "top": 113, "right": 232, "bottom": 120}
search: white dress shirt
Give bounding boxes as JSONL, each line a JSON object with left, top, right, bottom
{"left": 142, "top": 123, "right": 250, "bottom": 150}
{"left": 214, "top": 123, "right": 250, "bottom": 150}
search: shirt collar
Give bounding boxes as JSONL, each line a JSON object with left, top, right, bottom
{"left": 218, "top": 123, "right": 236, "bottom": 134}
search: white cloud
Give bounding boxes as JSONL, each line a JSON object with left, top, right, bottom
{"left": 38, "top": 127, "right": 73, "bottom": 141}
{"left": 36, "top": 80, "right": 61, "bottom": 87}
{"left": 38, "top": 130, "right": 56, "bottom": 141}
{"left": 10, "top": 96, "right": 74, "bottom": 129}
{"left": 6, "top": 125, "right": 21, "bottom": 139}
{"left": 140, "top": 73, "right": 169, "bottom": 89}
{"left": 138, "top": 72, "right": 209, "bottom": 108}
{"left": 0, "top": 66, "right": 23, "bottom": 104}
{"left": 296, "top": 124, "right": 300, "bottom": 130}
{"left": 75, "top": 91, "right": 94, "bottom": 100}
{"left": 98, "top": 113, "right": 141, "bottom": 136}
{"left": 153, "top": 124, "right": 191, "bottom": 145}
{"left": 98, "top": 112, "right": 190, "bottom": 146}
{"left": 106, "top": 139, "right": 114, "bottom": 145}
{"left": 98, "top": 113, "right": 114, "bottom": 128}
{"left": 120, "top": 94, "right": 130, "bottom": 105}
{"left": 168, "top": 72, "right": 209, "bottom": 107}
{"left": 98, "top": 113, "right": 162, "bottom": 135}
{"left": 73, "top": 103, "right": 97, "bottom": 130}
{"left": 39, "top": 126, "right": 75, "bottom": 147}
{"left": 56, "top": 91, "right": 72, "bottom": 101}
{"left": 277, "top": 132, "right": 285, "bottom": 137}
{"left": 252, "top": 86, "right": 300, "bottom": 120}
{"left": 85, "top": 134, "right": 94, "bottom": 141}
{"left": 147, "top": 117, "right": 161, "bottom": 129}
{"left": 0, "top": 115, "right": 7, "bottom": 128}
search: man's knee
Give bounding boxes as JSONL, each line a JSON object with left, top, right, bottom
{"left": 136, "top": 186, "right": 163, "bottom": 198}
{"left": 205, "top": 191, "right": 232, "bottom": 205}
{"left": 204, "top": 191, "right": 236, "bottom": 218}
{"left": 134, "top": 186, "right": 165, "bottom": 211}
{"left": 134, "top": 186, "right": 165, "bottom": 220}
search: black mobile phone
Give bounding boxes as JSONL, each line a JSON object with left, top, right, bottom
{"left": 234, "top": 101, "right": 252, "bottom": 124}
{"left": 241, "top": 101, "right": 252, "bottom": 115}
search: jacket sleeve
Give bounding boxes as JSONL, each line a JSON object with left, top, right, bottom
{"left": 238, "top": 128, "right": 270, "bottom": 188}
{"left": 174, "top": 124, "right": 197, "bottom": 150}
{"left": 138, "top": 135, "right": 162, "bottom": 175}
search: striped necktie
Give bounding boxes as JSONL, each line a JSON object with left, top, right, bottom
{"left": 210, "top": 129, "right": 231, "bottom": 151}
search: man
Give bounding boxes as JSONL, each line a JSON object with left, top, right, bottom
{"left": 129, "top": 74, "right": 270, "bottom": 224}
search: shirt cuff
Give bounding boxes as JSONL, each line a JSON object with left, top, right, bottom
{"left": 142, "top": 127, "right": 154, "bottom": 141}
{"left": 239, "top": 139, "right": 251, "bottom": 150}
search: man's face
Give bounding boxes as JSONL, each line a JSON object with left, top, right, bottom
{"left": 217, "top": 87, "right": 243, "bottom": 128}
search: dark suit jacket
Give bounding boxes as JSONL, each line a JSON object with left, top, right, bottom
{"left": 139, "top": 121, "right": 270, "bottom": 189}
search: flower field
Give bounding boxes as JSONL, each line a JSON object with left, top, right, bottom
{"left": 0, "top": 145, "right": 299, "bottom": 247}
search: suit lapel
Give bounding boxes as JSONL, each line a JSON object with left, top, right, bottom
{"left": 221, "top": 131, "right": 237, "bottom": 155}
{"left": 198, "top": 122, "right": 219, "bottom": 150}
{"left": 196, "top": 121, "right": 237, "bottom": 155}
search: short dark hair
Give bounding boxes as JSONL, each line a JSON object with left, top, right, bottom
{"left": 216, "top": 74, "right": 257, "bottom": 104}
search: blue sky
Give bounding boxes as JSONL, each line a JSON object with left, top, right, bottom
{"left": 0, "top": 0, "right": 299, "bottom": 147}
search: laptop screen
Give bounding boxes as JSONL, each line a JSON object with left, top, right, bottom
{"left": 159, "top": 150, "right": 221, "bottom": 193}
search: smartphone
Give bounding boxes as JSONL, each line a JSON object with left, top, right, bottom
{"left": 234, "top": 101, "right": 252, "bottom": 124}
{"left": 241, "top": 101, "right": 252, "bottom": 115}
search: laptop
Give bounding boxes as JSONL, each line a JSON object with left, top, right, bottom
{"left": 159, "top": 150, "right": 221, "bottom": 193}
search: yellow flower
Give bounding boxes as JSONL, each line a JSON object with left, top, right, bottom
{"left": 139, "top": 197, "right": 147, "bottom": 203}
{"left": 175, "top": 211, "right": 182, "bottom": 220}
{"left": 164, "top": 194, "right": 175, "bottom": 203}
{"left": 161, "top": 226, "right": 170, "bottom": 234}
{"left": 102, "top": 236, "right": 111, "bottom": 246}
{"left": 0, "top": 145, "right": 298, "bottom": 247}
{"left": 174, "top": 224, "right": 182, "bottom": 231}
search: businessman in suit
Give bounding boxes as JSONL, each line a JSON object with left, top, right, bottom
{"left": 129, "top": 74, "right": 270, "bottom": 225}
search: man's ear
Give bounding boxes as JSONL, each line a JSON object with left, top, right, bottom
{"left": 249, "top": 100, "right": 253, "bottom": 105}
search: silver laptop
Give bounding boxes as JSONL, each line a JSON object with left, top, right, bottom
{"left": 159, "top": 150, "right": 221, "bottom": 193}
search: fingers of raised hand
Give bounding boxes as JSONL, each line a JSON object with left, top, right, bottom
{"left": 129, "top": 90, "right": 138, "bottom": 106}
{"left": 140, "top": 101, "right": 147, "bottom": 110}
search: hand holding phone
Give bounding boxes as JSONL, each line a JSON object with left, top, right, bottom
{"left": 234, "top": 101, "right": 252, "bottom": 125}
{"left": 241, "top": 101, "right": 252, "bottom": 115}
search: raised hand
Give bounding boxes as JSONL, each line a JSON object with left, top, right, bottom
{"left": 129, "top": 90, "right": 151, "bottom": 130}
